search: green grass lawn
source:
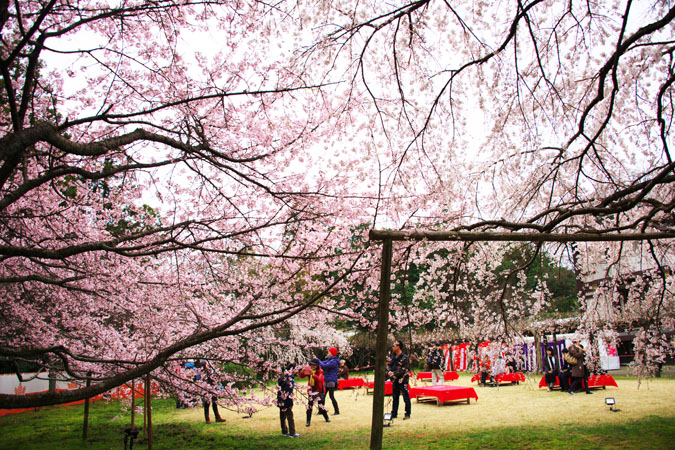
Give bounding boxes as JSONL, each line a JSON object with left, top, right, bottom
{"left": 1, "top": 375, "right": 674, "bottom": 449}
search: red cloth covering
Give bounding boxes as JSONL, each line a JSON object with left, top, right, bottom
{"left": 408, "top": 385, "right": 479, "bottom": 404}
{"left": 495, "top": 372, "right": 525, "bottom": 383}
{"left": 471, "top": 372, "right": 525, "bottom": 384}
{"left": 415, "top": 371, "right": 459, "bottom": 381}
{"left": 337, "top": 378, "right": 366, "bottom": 390}
{"left": 452, "top": 343, "right": 471, "bottom": 371}
{"left": 538, "top": 374, "right": 618, "bottom": 389}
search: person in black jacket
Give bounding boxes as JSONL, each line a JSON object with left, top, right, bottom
{"left": 427, "top": 342, "right": 445, "bottom": 385}
{"left": 277, "top": 364, "right": 300, "bottom": 438}
{"left": 542, "top": 347, "right": 559, "bottom": 391}
{"left": 387, "top": 341, "right": 411, "bottom": 420}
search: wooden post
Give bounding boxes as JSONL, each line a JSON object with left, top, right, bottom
{"left": 82, "top": 372, "right": 91, "bottom": 440}
{"left": 143, "top": 379, "right": 147, "bottom": 436}
{"left": 369, "top": 239, "right": 393, "bottom": 450}
{"left": 146, "top": 374, "right": 152, "bottom": 450}
{"left": 130, "top": 378, "right": 136, "bottom": 429}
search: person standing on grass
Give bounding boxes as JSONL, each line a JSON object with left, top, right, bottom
{"left": 299, "top": 358, "right": 331, "bottom": 427}
{"left": 543, "top": 347, "right": 559, "bottom": 391}
{"left": 427, "top": 342, "right": 445, "bottom": 385}
{"left": 319, "top": 347, "right": 340, "bottom": 415}
{"left": 194, "top": 359, "right": 225, "bottom": 424}
{"left": 277, "top": 364, "right": 300, "bottom": 438}
{"left": 568, "top": 341, "right": 593, "bottom": 395}
{"left": 387, "top": 340, "right": 411, "bottom": 420}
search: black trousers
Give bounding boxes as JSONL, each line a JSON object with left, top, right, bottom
{"left": 325, "top": 383, "right": 339, "bottom": 413}
{"left": 558, "top": 371, "right": 571, "bottom": 391}
{"left": 391, "top": 381, "right": 411, "bottom": 418}
{"left": 280, "top": 407, "right": 296, "bottom": 435}
{"left": 544, "top": 371, "right": 558, "bottom": 386}
{"left": 306, "top": 392, "right": 329, "bottom": 425}
{"left": 569, "top": 376, "right": 591, "bottom": 393}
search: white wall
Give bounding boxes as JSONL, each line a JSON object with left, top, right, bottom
{"left": 0, "top": 373, "right": 75, "bottom": 395}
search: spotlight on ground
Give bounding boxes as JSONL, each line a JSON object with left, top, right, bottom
{"left": 605, "top": 397, "right": 620, "bottom": 412}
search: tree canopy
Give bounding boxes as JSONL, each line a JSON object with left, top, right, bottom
{"left": 1, "top": 0, "right": 674, "bottom": 409}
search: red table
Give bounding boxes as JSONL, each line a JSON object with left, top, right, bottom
{"left": 408, "top": 385, "right": 478, "bottom": 406}
{"left": 338, "top": 378, "right": 366, "bottom": 390}
{"left": 471, "top": 372, "right": 525, "bottom": 385}
{"left": 538, "top": 374, "right": 618, "bottom": 390}
{"left": 415, "top": 371, "right": 459, "bottom": 381}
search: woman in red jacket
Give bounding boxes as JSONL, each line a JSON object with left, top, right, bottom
{"left": 299, "top": 358, "right": 331, "bottom": 427}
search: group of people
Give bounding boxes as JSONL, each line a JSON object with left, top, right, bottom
{"left": 543, "top": 341, "right": 594, "bottom": 395}
{"left": 425, "top": 341, "right": 517, "bottom": 387}
{"left": 471, "top": 348, "right": 521, "bottom": 375}
{"left": 276, "top": 347, "right": 349, "bottom": 438}
{"left": 188, "top": 338, "right": 597, "bottom": 438}
{"left": 478, "top": 353, "right": 509, "bottom": 386}
{"left": 279, "top": 339, "right": 414, "bottom": 435}
{"left": 422, "top": 338, "right": 598, "bottom": 396}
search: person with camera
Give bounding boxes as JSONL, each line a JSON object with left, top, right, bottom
{"left": 387, "top": 340, "right": 411, "bottom": 420}
{"left": 298, "top": 358, "right": 331, "bottom": 427}
{"left": 567, "top": 341, "right": 593, "bottom": 395}
{"left": 318, "top": 347, "right": 341, "bottom": 415}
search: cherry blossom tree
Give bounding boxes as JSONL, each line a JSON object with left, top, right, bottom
{"left": 2, "top": 0, "right": 675, "bottom": 412}
{"left": 0, "top": 0, "right": 374, "bottom": 409}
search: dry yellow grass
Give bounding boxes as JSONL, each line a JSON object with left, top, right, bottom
{"left": 178, "top": 374, "right": 675, "bottom": 438}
